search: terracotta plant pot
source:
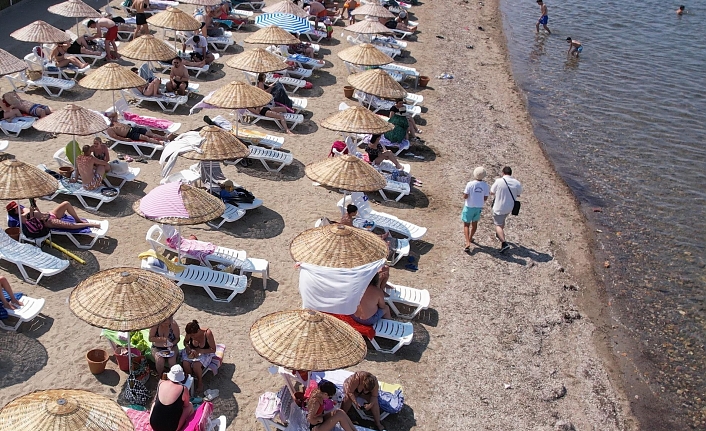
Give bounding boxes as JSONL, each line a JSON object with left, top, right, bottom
{"left": 343, "top": 85, "right": 355, "bottom": 98}
{"left": 86, "top": 348, "right": 110, "bottom": 374}
{"left": 59, "top": 166, "right": 74, "bottom": 178}
{"left": 418, "top": 76, "right": 430, "bottom": 87}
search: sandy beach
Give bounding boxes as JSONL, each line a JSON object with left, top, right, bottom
{"left": 0, "top": 0, "right": 641, "bottom": 429}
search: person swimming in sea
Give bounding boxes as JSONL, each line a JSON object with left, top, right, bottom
{"left": 566, "top": 37, "right": 582, "bottom": 57}
{"left": 676, "top": 5, "right": 686, "bottom": 15}
{"left": 536, "top": 0, "right": 551, "bottom": 34}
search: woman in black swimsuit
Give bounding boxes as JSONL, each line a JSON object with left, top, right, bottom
{"left": 149, "top": 364, "right": 193, "bottom": 431}
{"left": 149, "top": 315, "right": 181, "bottom": 376}
{"left": 365, "top": 134, "right": 403, "bottom": 170}
{"left": 246, "top": 105, "right": 294, "bottom": 134}
{"left": 181, "top": 320, "right": 216, "bottom": 394}
{"left": 50, "top": 43, "right": 89, "bottom": 69}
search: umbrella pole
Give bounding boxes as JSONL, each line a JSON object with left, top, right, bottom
{"left": 127, "top": 330, "right": 133, "bottom": 375}
{"left": 17, "top": 200, "right": 23, "bottom": 244}
{"left": 112, "top": 90, "right": 116, "bottom": 113}
{"left": 178, "top": 226, "right": 182, "bottom": 264}
{"left": 76, "top": 18, "right": 80, "bottom": 36}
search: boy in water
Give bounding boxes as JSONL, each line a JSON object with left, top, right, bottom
{"left": 536, "top": 0, "right": 551, "bottom": 34}
{"left": 566, "top": 37, "right": 582, "bottom": 57}
{"left": 676, "top": 5, "right": 686, "bottom": 15}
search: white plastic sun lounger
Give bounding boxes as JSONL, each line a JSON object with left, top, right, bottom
{"left": 0, "top": 229, "right": 69, "bottom": 284}
{"left": 345, "top": 35, "right": 400, "bottom": 58}
{"left": 38, "top": 164, "right": 119, "bottom": 211}
{"left": 122, "top": 87, "right": 189, "bottom": 113}
{"left": 10, "top": 210, "right": 109, "bottom": 250}
{"left": 53, "top": 147, "right": 140, "bottom": 189}
{"left": 239, "top": 109, "right": 304, "bottom": 132}
{"left": 98, "top": 130, "right": 165, "bottom": 159}
{"left": 0, "top": 117, "right": 36, "bottom": 137}
{"left": 107, "top": 97, "right": 182, "bottom": 134}
{"left": 232, "top": 0, "right": 264, "bottom": 10}
{"left": 369, "top": 34, "right": 407, "bottom": 50}
{"left": 354, "top": 90, "right": 421, "bottom": 118}
{"left": 26, "top": 50, "right": 91, "bottom": 80}
{"left": 223, "top": 146, "right": 294, "bottom": 172}
{"left": 141, "top": 255, "right": 248, "bottom": 302}
{"left": 0, "top": 296, "right": 46, "bottom": 331}
{"left": 207, "top": 116, "right": 285, "bottom": 149}
{"left": 5, "top": 72, "right": 75, "bottom": 97}
{"left": 371, "top": 318, "right": 414, "bottom": 354}
{"left": 384, "top": 283, "right": 430, "bottom": 319}
{"left": 339, "top": 192, "right": 427, "bottom": 240}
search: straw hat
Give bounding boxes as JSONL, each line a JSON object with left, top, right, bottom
{"left": 350, "top": 3, "right": 395, "bottom": 18}
{"left": 305, "top": 154, "right": 387, "bottom": 191}
{"left": 0, "top": 49, "right": 26, "bottom": 76}
{"left": 133, "top": 182, "right": 225, "bottom": 225}
{"left": 321, "top": 106, "right": 393, "bottom": 134}
{"left": 0, "top": 389, "right": 133, "bottom": 431}
{"left": 245, "top": 25, "right": 300, "bottom": 45}
{"left": 79, "top": 63, "right": 146, "bottom": 90}
{"left": 181, "top": 125, "right": 250, "bottom": 161}
{"left": 148, "top": 7, "right": 201, "bottom": 31}
{"left": 250, "top": 309, "right": 367, "bottom": 370}
{"left": 70, "top": 268, "right": 183, "bottom": 331}
{"left": 0, "top": 159, "right": 58, "bottom": 200}
{"left": 47, "top": 0, "right": 101, "bottom": 18}
{"left": 262, "top": 0, "right": 308, "bottom": 18}
{"left": 10, "top": 21, "right": 71, "bottom": 43}
{"left": 343, "top": 18, "right": 393, "bottom": 35}
{"left": 119, "top": 34, "right": 176, "bottom": 61}
{"left": 290, "top": 224, "right": 389, "bottom": 268}
{"left": 33, "top": 104, "right": 109, "bottom": 136}
{"left": 226, "top": 48, "right": 286, "bottom": 73}
{"left": 347, "top": 68, "right": 406, "bottom": 99}
{"left": 338, "top": 43, "right": 394, "bottom": 66}
{"left": 207, "top": 81, "right": 273, "bottom": 109}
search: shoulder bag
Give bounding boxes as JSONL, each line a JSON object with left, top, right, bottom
{"left": 503, "top": 178, "right": 521, "bottom": 216}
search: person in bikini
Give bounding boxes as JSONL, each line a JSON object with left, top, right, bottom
{"left": 246, "top": 105, "right": 294, "bottom": 134}
{"left": 87, "top": 18, "right": 120, "bottom": 60}
{"left": 365, "top": 134, "right": 403, "bottom": 170}
{"left": 64, "top": 36, "right": 102, "bottom": 57}
{"left": 6, "top": 200, "right": 102, "bottom": 230}
{"left": 105, "top": 112, "right": 167, "bottom": 144}
{"left": 91, "top": 137, "right": 111, "bottom": 166}
{"left": 166, "top": 57, "right": 190, "bottom": 95}
{"left": 0, "top": 276, "right": 24, "bottom": 311}
{"left": 181, "top": 320, "right": 216, "bottom": 394}
{"left": 130, "top": 67, "right": 162, "bottom": 96}
{"left": 149, "top": 315, "right": 181, "bottom": 377}
{"left": 50, "top": 43, "right": 90, "bottom": 69}
{"left": 73, "top": 145, "right": 110, "bottom": 190}
{"left": 341, "top": 371, "right": 385, "bottom": 431}
{"left": 133, "top": 0, "right": 151, "bottom": 38}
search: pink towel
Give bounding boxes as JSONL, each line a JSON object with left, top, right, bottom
{"left": 124, "top": 112, "right": 173, "bottom": 130}
{"left": 166, "top": 234, "right": 216, "bottom": 264}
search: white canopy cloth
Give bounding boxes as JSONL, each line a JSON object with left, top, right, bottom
{"left": 159, "top": 131, "right": 204, "bottom": 178}
{"left": 298, "top": 259, "right": 386, "bottom": 315}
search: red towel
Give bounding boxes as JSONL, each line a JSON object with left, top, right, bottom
{"left": 328, "top": 313, "right": 375, "bottom": 339}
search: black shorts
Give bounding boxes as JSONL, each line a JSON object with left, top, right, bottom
{"left": 192, "top": 51, "right": 204, "bottom": 61}
{"left": 127, "top": 126, "right": 147, "bottom": 140}
{"left": 259, "top": 107, "right": 271, "bottom": 116}
{"left": 66, "top": 42, "right": 82, "bottom": 55}
{"left": 172, "top": 79, "right": 188, "bottom": 88}
{"left": 135, "top": 12, "right": 148, "bottom": 25}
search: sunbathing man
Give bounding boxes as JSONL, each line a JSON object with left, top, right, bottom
{"left": 106, "top": 112, "right": 167, "bottom": 144}
{"left": 341, "top": 371, "right": 385, "bottom": 431}
{"left": 2, "top": 91, "right": 51, "bottom": 118}
{"left": 6, "top": 200, "right": 102, "bottom": 230}
{"left": 166, "top": 57, "right": 191, "bottom": 95}
{"left": 87, "top": 18, "right": 120, "bottom": 60}
{"left": 352, "top": 274, "right": 391, "bottom": 326}
{"left": 91, "top": 137, "right": 111, "bottom": 165}
{"left": 73, "top": 145, "right": 110, "bottom": 190}
{"left": 0, "top": 275, "right": 24, "bottom": 311}
{"left": 246, "top": 105, "right": 294, "bottom": 134}
{"left": 50, "top": 43, "right": 90, "bottom": 69}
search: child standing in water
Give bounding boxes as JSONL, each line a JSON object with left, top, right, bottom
{"left": 566, "top": 37, "right": 583, "bottom": 57}
{"left": 536, "top": 0, "right": 551, "bottom": 34}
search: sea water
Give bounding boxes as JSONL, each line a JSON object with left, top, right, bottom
{"left": 500, "top": 0, "right": 706, "bottom": 428}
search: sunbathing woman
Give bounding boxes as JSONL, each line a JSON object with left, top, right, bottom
{"left": 365, "top": 134, "right": 403, "bottom": 170}
{"left": 307, "top": 381, "right": 357, "bottom": 431}
{"left": 131, "top": 67, "right": 162, "bottom": 96}
{"left": 50, "top": 43, "right": 89, "bottom": 69}
{"left": 65, "top": 36, "right": 102, "bottom": 57}
{"left": 6, "top": 200, "right": 101, "bottom": 230}
{"left": 246, "top": 105, "right": 294, "bottom": 134}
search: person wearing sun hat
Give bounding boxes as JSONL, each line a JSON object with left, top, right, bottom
{"left": 150, "top": 364, "right": 193, "bottom": 431}
{"left": 461, "top": 166, "right": 489, "bottom": 252}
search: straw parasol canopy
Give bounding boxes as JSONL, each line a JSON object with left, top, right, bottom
{"left": 250, "top": 309, "right": 367, "bottom": 371}
{"left": 290, "top": 224, "right": 389, "bottom": 268}
{"left": 134, "top": 182, "right": 225, "bottom": 225}
{"left": 0, "top": 49, "right": 26, "bottom": 76}
{"left": 245, "top": 25, "right": 300, "bottom": 45}
{"left": 119, "top": 34, "right": 176, "bottom": 61}
{"left": 79, "top": 63, "right": 146, "bottom": 90}
{"left": 0, "top": 389, "right": 134, "bottom": 431}
{"left": 338, "top": 43, "right": 393, "bottom": 66}
{"left": 351, "top": 3, "right": 396, "bottom": 18}
{"left": 70, "top": 268, "right": 183, "bottom": 331}
{"left": 321, "top": 106, "right": 394, "bottom": 134}
{"left": 262, "top": 0, "right": 308, "bottom": 18}
{"left": 48, "top": 0, "right": 101, "bottom": 18}
{"left": 10, "top": 20, "right": 71, "bottom": 43}
{"left": 0, "top": 159, "right": 58, "bottom": 200}
{"left": 226, "top": 48, "right": 286, "bottom": 73}
{"left": 305, "top": 154, "right": 387, "bottom": 191}
{"left": 343, "top": 18, "right": 393, "bottom": 35}
{"left": 347, "top": 68, "right": 406, "bottom": 99}
{"left": 148, "top": 7, "right": 201, "bottom": 31}
{"left": 33, "top": 104, "right": 109, "bottom": 136}
{"left": 181, "top": 125, "right": 250, "bottom": 161}
{"left": 207, "top": 81, "right": 273, "bottom": 109}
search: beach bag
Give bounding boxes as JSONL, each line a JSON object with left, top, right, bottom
{"left": 384, "top": 19, "right": 397, "bottom": 29}
{"left": 22, "top": 215, "right": 50, "bottom": 239}
{"left": 222, "top": 187, "right": 255, "bottom": 205}
{"left": 123, "top": 373, "right": 150, "bottom": 406}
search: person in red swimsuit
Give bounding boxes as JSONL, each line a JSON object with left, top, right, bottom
{"left": 307, "top": 381, "right": 356, "bottom": 431}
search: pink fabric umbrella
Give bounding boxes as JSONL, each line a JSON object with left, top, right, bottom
{"left": 139, "top": 182, "right": 191, "bottom": 220}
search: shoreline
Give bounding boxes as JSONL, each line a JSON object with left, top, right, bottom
{"left": 0, "top": 0, "right": 640, "bottom": 429}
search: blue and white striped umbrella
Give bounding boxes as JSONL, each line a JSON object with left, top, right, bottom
{"left": 255, "top": 13, "right": 312, "bottom": 34}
